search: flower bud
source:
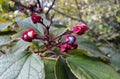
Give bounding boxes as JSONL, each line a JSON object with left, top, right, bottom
{"left": 68, "top": 42, "right": 78, "bottom": 50}
{"left": 60, "top": 42, "right": 78, "bottom": 52}
{"left": 60, "top": 43, "right": 68, "bottom": 52}
{"left": 66, "top": 35, "right": 76, "bottom": 44}
{"left": 73, "top": 23, "right": 88, "bottom": 35}
{"left": 22, "top": 28, "right": 37, "bottom": 42}
{"left": 31, "top": 13, "right": 43, "bottom": 24}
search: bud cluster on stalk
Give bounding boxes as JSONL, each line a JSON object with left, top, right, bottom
{"left": 21, "top": 13, "right": 89, "bottom": 55}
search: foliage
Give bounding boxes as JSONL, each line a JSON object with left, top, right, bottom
{"left": 0, "top": 0, "right": 120, "bottom": 79}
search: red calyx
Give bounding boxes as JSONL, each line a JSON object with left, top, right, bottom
{"left": 60, "top": 42, "right": 78, "bottom": 52}
{"left": 66, "top": 35, "right": 76, "bottom": 44}
{"left": 22, "top": 28, "right": 37, "bottom": 42}
{"left": 73, "top": 23, "right": 88, "bottom": 35}
{"left": 31, "top": 13, "right": 43, "bottom": 24}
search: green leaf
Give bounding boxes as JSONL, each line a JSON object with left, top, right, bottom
{"left": 0, "top": 22, "right": 12, "bottom": 31}
{"left": 77, "top": 37, "right": 104, "bottom": 57}
{"left": 54, "top": 23, "right": 67, "bottom": 28}
{"left": 16, "top": 17, "right": 33, "bottom": 30}
{"left": 69, "top": 49, "right": 90, "bottom": 56}
{"left": 16, "top": 17, "right": 44, "bottom": 36}
{"left": 69, "top": 49, "right": 110, "bottom": 63}
{"left": 10, "top": 40, "right": 31, "bottom": 54}
{"left": 1, "top": 1, "right": 9, "bottom": 12}
{"left": 44, "top": 58, "right": 56, "bottom": 79}
{"left": 55, "top": 57, "right": 77, "bottom": 79}
{"left": 11, "top": 30, "right": 25, "bottom": 39}
{"left": 38, "top": 13, "right": 50, "bottom": 26}
{"left": 0, "top": 36, "right": 12, "bottom": 46}
{"left": 110, "top": 53, "right": 120, "bottom": 71}
{"left": 67, "top": 55, "right": 120, "bottom": 79}
{"left": 0, "top": 52, "right": 45, "bottom": 79}
{"left": 53, "top": 28, "right": 66, "bottom": 36}
{"left": 0, "top": 31, "right": 16, "bottom": 36}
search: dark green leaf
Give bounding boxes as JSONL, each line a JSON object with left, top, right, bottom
{"left": 54, "top": 23, "right": 67, "bottom": 28}
{"left": 67, "top": 55, "right": 120, "bottom": 79}
{"left": 0, "top": 31, "right": 16, "bottom": 36}
{"left": 77, "top": 37, "right": 104, "bottom": 57}
{"left": 68, "top": 49, "right": 90, "bottom": 56}
{"left": 110, "top": 53, "right": 120, "bottom": 71}
{"left": 44, "top": 58, "right": 56, "bottom": 79}
{"left": 55, "top": 57, "right": 77, "bottom": 79}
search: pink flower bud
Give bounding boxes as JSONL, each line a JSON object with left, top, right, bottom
{"left": 66, "top": 35, "right": 76, "bottom": 44}
{"left": 60, "top": 42, "right": 78, "bottom": 52}
{"left": 31, "top": 13, "right": 43, "bottom": 24}
{"left": 68, "top": 42, "right": 78, "bottom": 50}
{"left": 22, "top": 28, "right": 37, "bottom": 42}
{"left": 73, "top": 23, "right": 88, "bottom": 35}
{"left": 60, "top": 43, "right": 68, "bottom": 52}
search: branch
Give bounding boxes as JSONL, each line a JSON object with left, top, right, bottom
{"left": 52, "top": 8, "right": 81, "bottom": 21}
{"left": 0, "top": 50, "right": 5, "bottom": 54}
{"left": 37, "top": 0, "right": 41, "bottom": 7}
{"left": 11, "top": 0, "right": 40, "bottom": 13}
{"left": 75, "top": 0, "right": 87, "bottom": 24}
{"left": 46, "top": 0, "right": 56, "bottom": 16}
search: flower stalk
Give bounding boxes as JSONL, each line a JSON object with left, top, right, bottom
{"left": 21, "top": 13, "right": 89, "bottom": 56}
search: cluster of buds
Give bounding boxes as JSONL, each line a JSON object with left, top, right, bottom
{"left": 22, "top": 13, "right": 88, "bottom": 54}
{"left": 60, "top": 35, "right": 78, "bottom": 52}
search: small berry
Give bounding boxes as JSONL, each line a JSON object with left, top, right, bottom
{"left": 73, "top": 23, "right": 88, "bottom": 35}
{"left": 31, "top": 13, "right": 43, "bottom": 24}
{"left": 66, "top": 35, "right": 76, "bottom": 44}
{"left": 22, "top": 28, "right": 37, "bottom": 42}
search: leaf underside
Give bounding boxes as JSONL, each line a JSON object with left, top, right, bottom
{"left": 0, "top": 52, "right": 45, "bottom": 79}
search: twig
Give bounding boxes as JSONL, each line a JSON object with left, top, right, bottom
{"left": 46, "top": 0, "right": 56, "bottom": 16}
{"left": 0, "top": 50, "right": 5, "bottom": 54}
{"left": 11, "top": 0, "right": 40, "bottom": 13}
{"left": 53, "top": 29, "right": 72, "bottom": 40}
{"left": 48, "top": 49, "right": 58, "bottom": 56}
{"left": 52, "top": 8, "right": 81, "bottom": 21}
{"left": 75, "top": 0, "right": 87, "bottom": 24}
{"left": 37, "top": 0, "right": 41, "bottom": 8}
